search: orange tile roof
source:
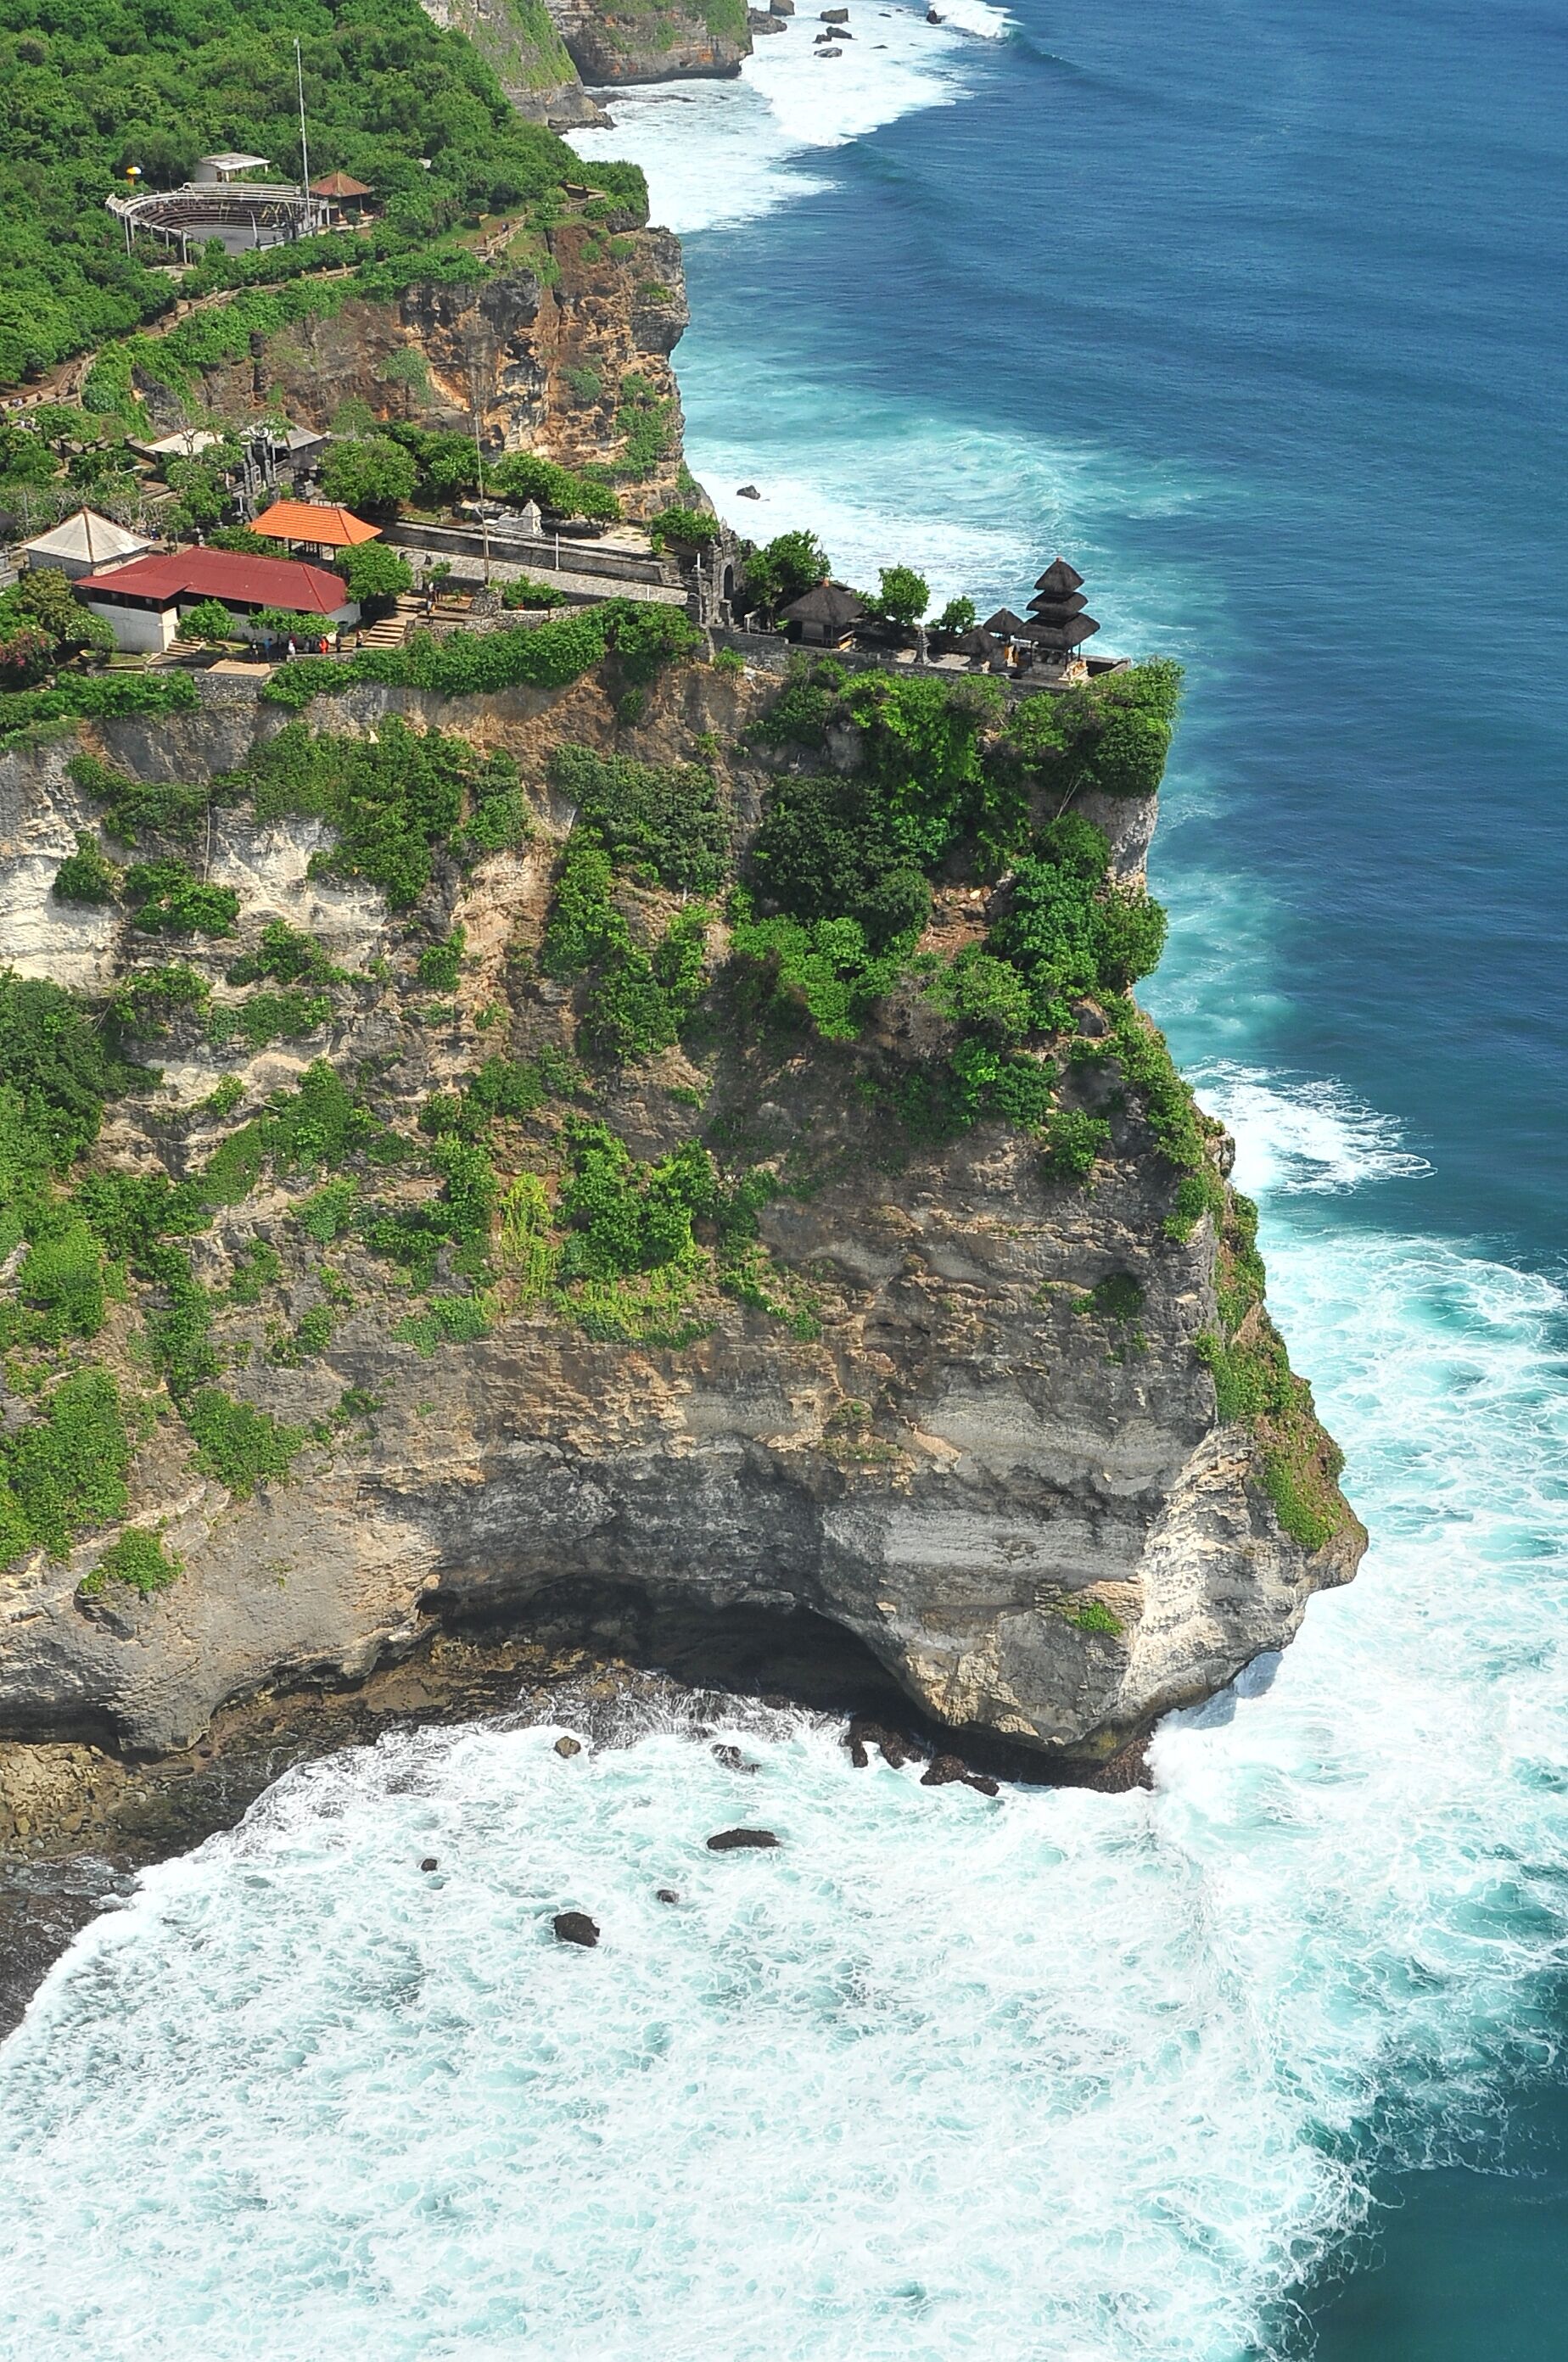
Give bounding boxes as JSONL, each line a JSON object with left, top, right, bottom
{"left": 250, "top": 501, "right": 381, "bottom": 547}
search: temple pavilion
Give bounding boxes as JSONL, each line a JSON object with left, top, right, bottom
{"left": 1019, "top": 557, "right": 1099, "bottom": 674}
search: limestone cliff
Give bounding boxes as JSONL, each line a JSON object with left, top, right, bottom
{"left": 0, "top": 655, "right": 1362, "bottom": 1772}
{"left": 145, "top": 227, "right": 691, "bottom": 519}
{"left": 417, "top": 0, "right": 750, "bottom": 115}
{"left": 545, "top": 0, "right": 751, "bottom": 86}
{"left": 419, "top": 0, "right": 609, "bottom": 126}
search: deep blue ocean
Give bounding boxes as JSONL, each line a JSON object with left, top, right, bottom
{"left": 1, "top": 4, "right": 1565, "bottom": 2354}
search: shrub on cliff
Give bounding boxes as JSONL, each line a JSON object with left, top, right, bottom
{"left": 52, "top": 832, "right": 119, "bottom": 906}
{"left": 0, "top": 972, "right": 125, "bottom": 1164}
{"left": 549, "top": 744, "right": 729, "bottom": 893}
{"left": 842, "top": 672, "right": 1011, "bottom": 867}
{"left": 0, "top": 673, "right": 199, "bottom": 749}
{"left": 67, "top": 752, "right": 210, "bottom": 846}
{"left": 262, "top": 602, "right": 697, "bottom": 717}
{"left": 124, "top": 859, "right": 240, "bottom": 938}
{"left": 748, "top": 770, "right": 930, "bottom": 950}
{"left": 238, "top": 717, "right": 521, "bottom": 908}
{"left": 80, "top": 1527, "right": 182, "bottom": 1598}
{"left": 0, "top": 1368, "right": 131, "bottom": 1564}
{"left": 986, "top": 815, "right": 1167, "bottom": 1030}
{"left": 1004, "top": 658, "right": 1183, "bottom": 804}
{"left": 557, "top": 1121, "right": 714, "bottom": 1281}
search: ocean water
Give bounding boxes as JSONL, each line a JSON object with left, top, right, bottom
{"left": 3, "top": 2, "right": 1567, "bottom": 2352}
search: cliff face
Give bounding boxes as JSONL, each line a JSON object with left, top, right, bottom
{"left": 154, "top": 228, "right": 690, "bottom": 518}
{"left": 416, "top": 0, "right": 749, "bottom": 111}
{"left": 419, "top": 0, "right": 608, "bottom": 126}
{"left": 546, "top": 0, "right": 751, "bottom": 85}
{"left": 0, "top": 663, "right": 1361, "bottom": 1770}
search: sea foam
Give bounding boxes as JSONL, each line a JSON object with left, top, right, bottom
{"left": 569, "top": 1, "right": 1009, "bottom": 237}
{"left": 3, "top": 1072, "right": 1566, "bottom": 2360}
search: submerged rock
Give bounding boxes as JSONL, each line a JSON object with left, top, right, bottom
{"left": 921, "top": 1755, "right": 1000, "bottom": 1797}
{"left": 706, "top": 1827, "right": 781, "bottom": 1851}
{"left": 712, "top": 1744, "right": 759, "bottom": 1773}
{"left": 420, "top": 1856, "right": 439, "bottom": 1872}
{"left": 552, "top": 1911, "right": 600, "bottom": 1947}
{"left": 554, "top": 1735, "right": 583, "bottom": 1759}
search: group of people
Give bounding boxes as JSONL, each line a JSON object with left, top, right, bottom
{"left": 250, "top": 625, "right": 364, "bottom": 664}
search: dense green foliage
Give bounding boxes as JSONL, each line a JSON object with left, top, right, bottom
{"left": 0, "top": 673, "right": 199, "bottom": 749}
{"left": 0, "top": 566, "right": 115, "bottom": 674}
{"left": 748, "top": 770, "right": 931, "bottom": 950}
{"left": 261, "top": 601, "right": 701, "bottom": 715}
{"left": 203, "top": 1059, "right": 402, "bottom": 1203}
{"left": 333, "top": 542, "right": 414, "bottom": 611}
{"left": 1002, "top": 659, "right": 1183, "bottom": 802}
{"left": 540, "top": 831, "right": 711, "bottom": 1065}
{"left": 176, "top": 599, "right": 238, "bottom": 647}
{"left": 416, "top": 926, "right": 466, "bottom": 991}
{"left": 183, "top": 1387, "right": 307, "bottom": 1497}
{"left": 227, "top": 919, "right": 343, "bottom": 990}
{"left": 0, "top": 970, "right": 123, "bottom": 1161}
{"left": 79, "top": 1525, "right": 181, "bottom": 1597}
{"left": 487, "top": 449, "right": 621, "bottom": 523}
{"left": 646, "top": 506, "right": 719, "bottom": 552}
{"left": 0, "top": 0, "right": 588, "bottom": 388}
{"left": 124, "top": 859, "right": 240, "bottom": 937}
{"left": 0, "top": 1368, "right": 131, "bottom": 1561}
{"left": 52, "top": 831, "right": 119, "bottom": 904}
{"left": 549, "top": 743, "right": 728, "bottom": 893}
{"left": 865, "top": 565, "right": 929, "bottom": 630}
{"left": 319, "top": 436, "right": 419, "bottom": 514}
{"left": 68, "top": 751, "right": 210, "bottom": 845}
{"left": 584, "top": 906, "right": 708, "bottom": 1065}
{"left": 735, "top": 665, "right": 1187, "bottom": 1187}
{"left": 987, "top": 815, "right": 1168, "bottom": 1029}
{"left": 742, "top": 530, "right": 829, "bottom": 618}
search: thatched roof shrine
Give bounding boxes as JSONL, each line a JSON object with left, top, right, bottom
{"left": 1025, "top": 554, "right": 1099, "bottom": 651}
{"left": 778, "top": 582, "right": 865, "bottom": 642}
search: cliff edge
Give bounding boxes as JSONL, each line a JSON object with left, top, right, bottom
{"left": 0, "top": 641, "right": 1363, "bottom": 1777}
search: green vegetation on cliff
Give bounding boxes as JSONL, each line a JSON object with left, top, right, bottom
{"left": 0, "top": 631, "right": 1348, "bottom": 1592}
{"left": 0, "top": 0, "right": 591, "bottom": 387}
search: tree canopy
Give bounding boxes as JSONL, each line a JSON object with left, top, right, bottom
{"left": 0, "top": 0, "right": 586, "bottom": 388}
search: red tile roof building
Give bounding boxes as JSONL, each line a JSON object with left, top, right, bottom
{"left": 75, "top": 546, "right": 359, "bottom": 654}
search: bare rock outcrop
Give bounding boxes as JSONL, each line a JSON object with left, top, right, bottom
{"left": 152, "top": 224, "right": 692, "bottom": 518}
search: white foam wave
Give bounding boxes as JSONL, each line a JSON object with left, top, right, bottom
{"left": 569, "top": 3, "right": 1008, "bottom": 235}
{"left": 677, "top": 352, "right": 1227, "bottom": 631}
{"left": 3, "top": 1072, "right": 1568, "bottom": 2359}
{"left": 1193, "top": 1062, "right": 1436, "bottom": 1196}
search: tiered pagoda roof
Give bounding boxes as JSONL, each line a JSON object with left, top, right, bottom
{"left": 1022, "top": 557, "right": 1099, "bottom": 652}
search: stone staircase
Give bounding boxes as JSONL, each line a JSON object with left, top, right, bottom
{"left": 356, "top": 596, "right": 420, "bottom": 651}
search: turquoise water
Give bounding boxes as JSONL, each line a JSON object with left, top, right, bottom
{"left": 3, "top": 3, "right": 1567, "bottom": 2350}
